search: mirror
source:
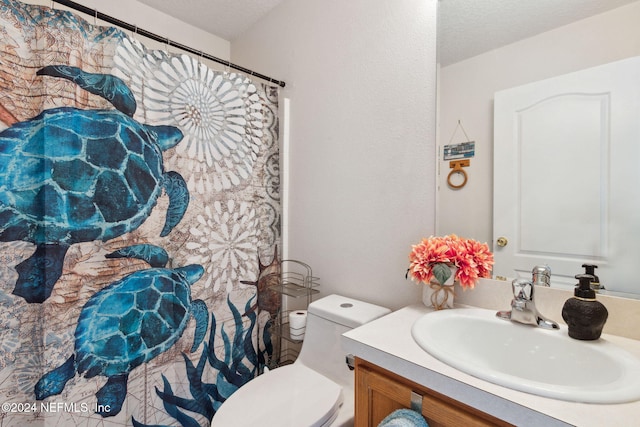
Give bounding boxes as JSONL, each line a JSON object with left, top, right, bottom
{"left": 436, "top": 0, "right": 640, "bottom": 296}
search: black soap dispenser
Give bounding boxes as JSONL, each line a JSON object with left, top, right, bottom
{"left": 582, "top": 263, "right": 604, "bottom": 291}
{"left": 562, "top": 274, "right": 608, "bottom": 340}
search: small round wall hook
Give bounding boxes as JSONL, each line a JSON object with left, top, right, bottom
{"left": 447, "top": 168, "right": 468, "bottom": 189}
{"left": 447, "top": 160, "right": 470, "bottom": 189}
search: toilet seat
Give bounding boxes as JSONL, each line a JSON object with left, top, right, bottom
{"left": 212, "top": 363, "right": 343, "bottom": 427}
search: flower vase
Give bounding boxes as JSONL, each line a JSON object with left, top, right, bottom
{"left": 422, "top": 266, "right": 456, "bottom": 310}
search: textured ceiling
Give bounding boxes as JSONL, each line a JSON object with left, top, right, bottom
{"left": 438, "top": 0, "right": 639, "bottom": 66}
{"left": 137, "top": 0, "right": 638, "bottom": 64}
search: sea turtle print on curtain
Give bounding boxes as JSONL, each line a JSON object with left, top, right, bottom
{"left": 0, "top": 64, "right": 190, "bottom": 304}
{"left": 0, "top": 0, "right": 281, "bottom": 426}
{"left": 34, "top": 245, "right": 209, "bottom": 417}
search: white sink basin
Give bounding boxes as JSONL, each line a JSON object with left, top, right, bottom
{"left": 411, "top": 307, "right": 640, "bottom": 404}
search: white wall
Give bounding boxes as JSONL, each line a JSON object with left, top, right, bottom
{"left": 232, "top": 0, "right": 438, "bottom": 310}
{"left": 437, "top": 1, "right": 640, "bottom": 248}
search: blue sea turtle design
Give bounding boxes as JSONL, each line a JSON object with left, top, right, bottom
{"left": 0, "top": 65, "right": 190, "bottom": 303}
{"left": 34, "top": 244, "right": 208, "bottom": 417}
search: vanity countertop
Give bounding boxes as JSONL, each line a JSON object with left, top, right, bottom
{"left": 342, "top": 303, "right": 640, "bottom": 427}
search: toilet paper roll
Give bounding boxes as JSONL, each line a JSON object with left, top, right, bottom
{"left": 289, "top": 310, "right": 307, "bottom": 341}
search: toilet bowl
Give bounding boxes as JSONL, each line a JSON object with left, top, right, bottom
{"left": 211, "top": 294, "right": 391, "bottom": 427}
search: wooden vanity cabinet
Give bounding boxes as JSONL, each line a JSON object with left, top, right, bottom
{"left": 354, "top": 358, "right": 513, "bottom": 427}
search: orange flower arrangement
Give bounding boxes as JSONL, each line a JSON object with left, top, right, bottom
{"left": 407, "top": 234, "right": 494, "bottom": 289}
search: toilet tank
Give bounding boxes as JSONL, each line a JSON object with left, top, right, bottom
{"left": 296, "top": 294, "right": 391, "bottom": 386}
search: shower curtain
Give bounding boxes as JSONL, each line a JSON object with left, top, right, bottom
{"left": 0, "top": 0, "right": 281, "bottom": 425}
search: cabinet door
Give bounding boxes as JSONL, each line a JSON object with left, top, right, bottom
{"left": 355, "top": 360, "right": 412, "bottom": 426}
{"left": 354, "top": 358, "right": 512, "bottom": 427}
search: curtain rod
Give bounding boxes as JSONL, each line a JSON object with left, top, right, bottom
{"left": 51, "top": 0, "right": 286, "bottom": 88}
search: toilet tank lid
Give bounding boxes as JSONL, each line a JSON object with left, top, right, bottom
{"left": 308, "top": 294, "right": 391, "bottom": 329}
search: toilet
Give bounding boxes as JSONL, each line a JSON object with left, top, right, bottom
{"left": 212, "top": 294, "right": 391, "bottom": 427}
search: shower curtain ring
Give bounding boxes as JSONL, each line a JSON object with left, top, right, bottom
{"left": 94, "top": 8, "right": 98, "bottom": 25}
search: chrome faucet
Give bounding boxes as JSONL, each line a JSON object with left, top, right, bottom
{"left": 496, "top": 266, "right": 559, "bottom": 329}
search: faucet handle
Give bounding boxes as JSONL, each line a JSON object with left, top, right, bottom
{"left": 532, "top": 265, "right": 551, "bottom": 287}
{"left": 532, "top": 265, "right": 551, "bottom": 276}
{"left": 512, "top": 278, "right": 533, "bottom": 301}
